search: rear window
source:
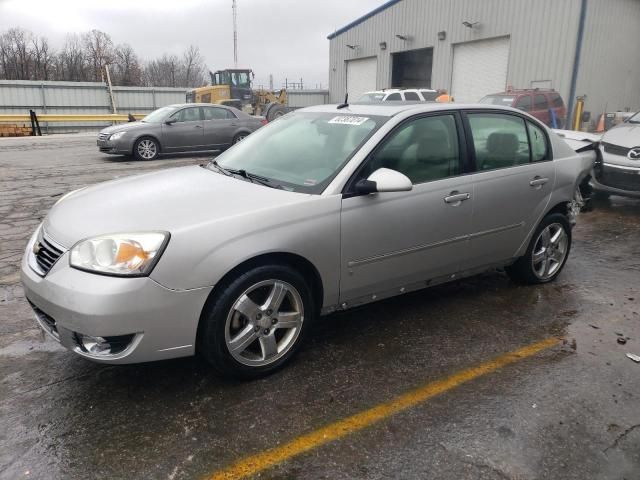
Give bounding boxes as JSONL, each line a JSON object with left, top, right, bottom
{"left": 404, "top": 92, "right": 420, "bottom": 101}
{"left": 479, "top": 95, "right": 516, "bottom": 106}
{"left": 550, "top": 93, "right": 564, "bottom": 108}
{"left": 420, "top": 90, "right": 439, "bottom": 101}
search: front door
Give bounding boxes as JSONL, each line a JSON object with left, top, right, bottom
{"left": 464, "top": 111, "right": 555, "bottom": 268}
{"left": 162, "top": 106, "right": 204, "bottom": 150}
{"left": 340, "top": 113, "right": 473, "bottom": 303}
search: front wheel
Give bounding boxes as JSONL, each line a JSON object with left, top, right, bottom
{"left": 198, "top": 264, "right": 315, "bottom": 379}
{"left": 506, "top": 213, "right": 572, "bottom": 284}
{"left": 133, "top": 137, "right": 159, "bottom": 160}
{"left": 232, "top": 133, "right": 248, "bottom": 144}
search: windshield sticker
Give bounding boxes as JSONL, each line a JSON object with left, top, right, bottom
{"left": 303, "top": 179, "right": 318, "bottom": 185}
{"left": 328, "top": 116, "right": 369, "bottom": 126}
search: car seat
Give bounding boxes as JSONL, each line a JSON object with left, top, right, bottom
{"left": 483, "top": 132, "right": 519, "bottom": 169}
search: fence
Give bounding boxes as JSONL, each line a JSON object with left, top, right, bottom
{"left": 0, "top": 80, "right": 188, "bottom": 133}
{"left": 0, "top": 80, "right": 330, "bottom": 133}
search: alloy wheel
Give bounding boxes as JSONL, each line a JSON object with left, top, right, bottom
{"left": 137, "top": 139, "right": 157, "bottom": 159}
{"left": 531, "top": 223, "right": 569, "bottom": 280}
{"left": 224, "top": 279, "right": 304, "bottom": 366}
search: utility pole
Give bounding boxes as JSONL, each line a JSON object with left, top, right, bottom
{"left": 232, "top": 0, "right": 238, "bottom": 68}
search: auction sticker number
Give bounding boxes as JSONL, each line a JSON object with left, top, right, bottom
{"left": 328, "top": 116, "right": 369, "bottom": 126}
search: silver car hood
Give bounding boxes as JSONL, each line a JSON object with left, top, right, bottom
{"left": 99, "top": 122, "right": 149, "bottom": 135}
{"left": 43, "top": 165, "right": 310, "bottom": 248}
{"left": 602, "top": 124, "right": 640, "bottom": 147}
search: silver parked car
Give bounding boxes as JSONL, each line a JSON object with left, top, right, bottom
{"left": 23, "top": 103, "right": 592, "bottom": 378}
{"left": 591, "top": 111, "right": 640, "bottom": 198}
{"left": 97, "top": 103, "right": 265, "bottom": 160}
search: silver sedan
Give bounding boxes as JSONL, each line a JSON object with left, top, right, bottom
{"left": 96, "top": 103, "right": 265, "bottom": 160}
{"left": 23, "top": 103, "right": 592, "bottom": 378}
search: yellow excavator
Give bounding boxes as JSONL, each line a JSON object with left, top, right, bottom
{"left": 186, "top": 68, "right": 290, "bottom": 121}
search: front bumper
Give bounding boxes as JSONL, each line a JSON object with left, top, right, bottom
{"left": 97, "top": 137, "right": 131, "bottom": 155}
{"left": 20, "top": 234, "right": 213, "bottom": 364}
{"left": 591, "top": 161, "right": 640, "bottom": 198}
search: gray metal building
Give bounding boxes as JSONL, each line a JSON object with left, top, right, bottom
{"left": 328, "top": 0, "right": 640, "bottom": 121}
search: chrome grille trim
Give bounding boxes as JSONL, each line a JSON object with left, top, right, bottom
{"left": 602, "top": 142, "right": 630, "bottom": 157}
{"left": 29, "top": 229, "right": 67, "bottom": 276}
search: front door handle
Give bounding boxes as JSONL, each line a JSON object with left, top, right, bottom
{"left": 194, "top": 125, "right": 203, "bottom": 129}
{"left": 444, "top": 191, "right": 471, "bottom": 206}
{"left": 529, "top": 176, "right": 549, "bottom": 188}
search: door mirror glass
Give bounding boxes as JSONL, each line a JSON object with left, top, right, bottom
{"left": 165, "top": 118, "right": 176, "bottom": 125}
{"left": 356, "top": 168, "right": 413, "bottom": 194}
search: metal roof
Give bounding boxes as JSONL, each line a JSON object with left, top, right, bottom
{"left": 326, "top": 0, "right": 403, "bottom": 40}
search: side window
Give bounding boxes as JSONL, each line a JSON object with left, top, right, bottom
{"left": 527, "top": 121, "right": 549, "bottom": 161}
{"left": 385, "top": 92, "right": 402, "bottom": 101}
{"left": 534, "top": 94, "right": 548, "bottom": 110}
{"left": 515, "top": 95, "right": 532, "bottom": 112}
{"left": 404, "top": 91, "right": 420, "bottom": 101}
{"left": 173, "top": 107, "right": 201, "bottom": 122}
{"left": 204, "top": 107, "right": 231, "bottom": 120}
{"left": 468, "top": 113, "right": 530, "bottom": 170}
{"left": 420, "top": 90, "right": 439, "bottom": 101}
{"left": 364, "top": 114, "right": 460, "bottom": 185}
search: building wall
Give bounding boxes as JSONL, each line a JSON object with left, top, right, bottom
{"left": 576, "top": 0, "right": 640, "bottom": 119}
{"left": 329, "top": 0, "right": 584, "bottom": 103}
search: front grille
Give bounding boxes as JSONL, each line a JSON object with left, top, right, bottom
{"left": 602, "top": 142, "right": 631, "bottom": 157}
{"left": 34, "top": 234, "right": 64, "bottom": 275}
{"left": 98, "top": 133, "right": 110, "bottom": 141}
{"left": 600, "top": 167, "right": 640, "bottom": 192}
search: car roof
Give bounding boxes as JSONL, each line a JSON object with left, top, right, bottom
{"left": 486, "top": 90, "right": 559, "bottom": 96}
{"left": 166, "top": 103, "right": 233, "bottom": 109}
{"left": 300, "top": 103, "right": 527, "bottom": 118}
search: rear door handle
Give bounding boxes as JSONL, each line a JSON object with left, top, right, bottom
{"left": 529, "top": 176, "right": 549, "bottom": 188}
{"left": 444, "top": 191, "right": 471, "bottom": 205}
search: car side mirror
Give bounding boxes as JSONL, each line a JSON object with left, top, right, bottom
{"left": 165, "top": 118, "right": 176, "bottom": 125}
{"left": 355, "top": 168, "right": 413, "bottom": 195}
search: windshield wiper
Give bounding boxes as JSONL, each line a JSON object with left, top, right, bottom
{"left": 208, "top": 160, "right": 281, "bottom": 189}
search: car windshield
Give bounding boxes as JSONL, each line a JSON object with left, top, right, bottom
{"left": 142, "top": 106, "right": 180, "bottom": 123}
{"left": 213, "top": 111, "right": 386, "bottom": 193}
{"left": 358, "top": 93, "right": 386, "bottom": 102}
{"left": 627, "top": 111, "right": 640, "bottom": 124}
{"left": 479, "top": 95, "right": 516, "bottom": 106}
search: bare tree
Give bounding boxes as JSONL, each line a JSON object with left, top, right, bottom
{"left": 56, "top": 34, "right": 88, "bottom": 81}
{"left": 82, "top": 29, "right": 114, "bottom": 82}
{"left": 0, "top": 28, "right": 34, "bottom": 79}
{"left": 181, "top": 45, "right": 206, "bottom": 88}
{"left": 112, "top": 43, "right": 142, "bottom": 86}
{"left": 32, "top": 36, "right": 54, "bottom": 80}
{"left": 143, "top": 54, "right": 181, "bottom": 87}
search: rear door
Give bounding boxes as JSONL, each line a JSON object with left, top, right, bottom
{"left": 463, "top": 111, "right": 555, "bottom": 269}
{"left": 202, "top": 106, "right": 238, "bottom": 148}
{"left": 340, "top": 112, "right": 473, "bottom": 303}
{"left": 162, "top": 106, "right": 204, "bottom": 150}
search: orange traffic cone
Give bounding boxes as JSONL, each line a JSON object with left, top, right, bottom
{"left": 595, "top": 113, "right": 605, "bottom": 133}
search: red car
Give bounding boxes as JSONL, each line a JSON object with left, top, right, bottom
{"left": 479, "top": 89, "right": 566, "bottom": 128}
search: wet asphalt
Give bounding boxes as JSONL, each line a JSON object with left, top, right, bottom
{"left": 0, "top": 135, "right": 639, "bottom": 480}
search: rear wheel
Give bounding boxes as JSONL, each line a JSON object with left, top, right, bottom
{"left": 133, "top": 137, "right": 159, "bottom": 160}
{"left": 198, "top": 264, "right": 314, "bottom": 379}
{"left": 506, "top": 213, "right": 572, "bottom": 284}
{"left": 232, "top": 133, "right": 248, "bottom": 144}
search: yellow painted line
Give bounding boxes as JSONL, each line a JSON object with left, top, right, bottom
{"left": 208, "top": 336, "right": 559, "bottom": 480}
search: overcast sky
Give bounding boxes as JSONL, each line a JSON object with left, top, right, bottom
{"left": 0, "top": 0, "right": 383, "bottom": 88}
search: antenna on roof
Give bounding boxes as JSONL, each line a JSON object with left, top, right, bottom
{"left": 337, "top": 93, "right": 349, "bottom": 109}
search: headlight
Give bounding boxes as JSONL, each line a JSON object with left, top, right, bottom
{"left": 109, "top": 131, "right": 126, "bottom": 141}
{"left": 70, "top": 232, "right": 169, "bottom": 276}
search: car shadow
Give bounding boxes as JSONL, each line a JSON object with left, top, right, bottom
{"left": 102, "top": 150, "right": 221, "bottom": 163}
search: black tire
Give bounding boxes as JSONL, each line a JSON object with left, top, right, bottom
{"left": 266, "top": 104, "right": 286, "bottom": 122}
{"left": 506, "top": 213, "right": 572, "bottom": 285}
{"left": 198, "top": 264, "right": 315, "bottom": 379}
{"left": 592, "top": 190, "right": 610, "bottom": 201}
{"left": 133, "top": 136, "right": 160, "bottom": 161}
{"left": 232, "top": 132, "right": 249, "bottom": 144}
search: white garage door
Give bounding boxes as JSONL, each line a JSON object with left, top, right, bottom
{"left": 346, "top": 56, "right": 377, "bottom": 101}
{"left": 451, "top": 37, "right": 510, "bottom": 103}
